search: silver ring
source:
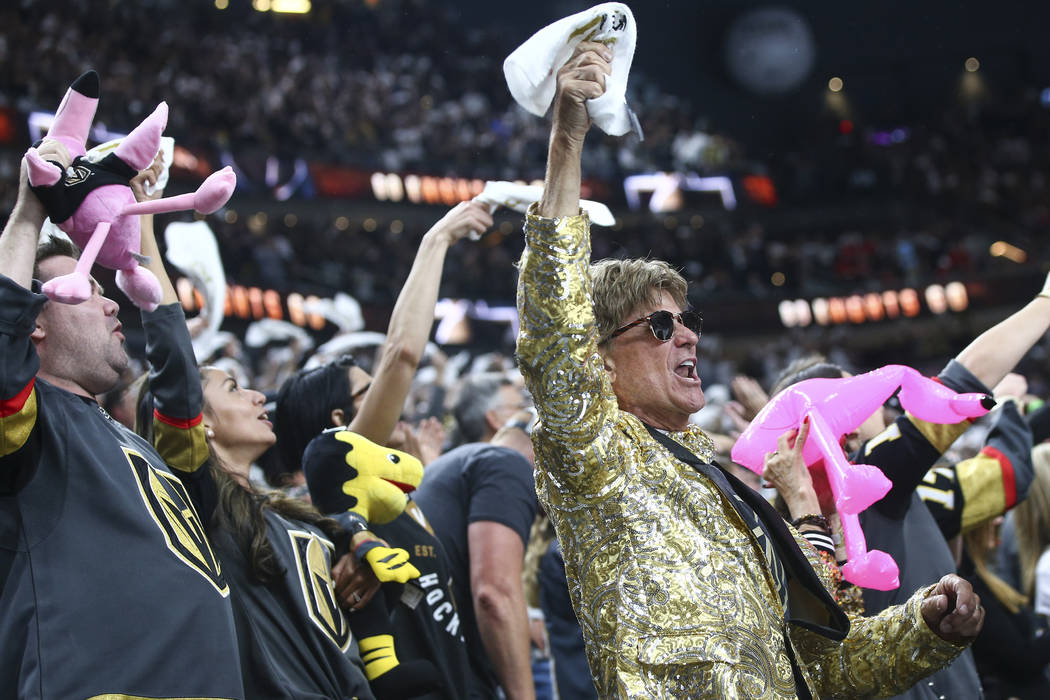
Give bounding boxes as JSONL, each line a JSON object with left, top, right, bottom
{"left": 351, "top": 592, "right": 362, "bottom": 604}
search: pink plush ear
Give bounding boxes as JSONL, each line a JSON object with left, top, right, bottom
{"left": 24, "top": 148, "right": 62, "bottom": 187}
{"left": 46, "top": 71, "right": 98, "bottom": 158}
{"left": 113, "top": 101, "right": 167, "bottom": 171}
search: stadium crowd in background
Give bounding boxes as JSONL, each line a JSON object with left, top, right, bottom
{"left": 4, "top": 0, "right": 1050, "bottom": 698}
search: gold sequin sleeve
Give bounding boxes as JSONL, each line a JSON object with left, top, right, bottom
{"left": 791, "top": 584, "right": 967, "bottom": 698}
{"left": 515, "top": 207, "right": 625, "bottom": 493}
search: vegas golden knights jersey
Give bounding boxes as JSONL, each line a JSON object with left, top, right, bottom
{"left": 0, "top": 279, "right": 243, "bottom": 699}
{"left": 212, "top": 509, "right": 375, "bottom": 700}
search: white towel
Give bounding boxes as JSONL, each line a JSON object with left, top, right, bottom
{"left": 164, "top": 220, "right": 227, "bottom": 362}
{"left": 504, "top": 3, "right": 641, "bottom": 139}
{"left": 474, "top": 180, "right": 616, "bottom": 227}
{"left": 88, "top": 135, "right": 175, "bottom": 195}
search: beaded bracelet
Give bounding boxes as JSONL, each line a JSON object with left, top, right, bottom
{"left": 791, "top": 513, "right": 831, "bottom": 531}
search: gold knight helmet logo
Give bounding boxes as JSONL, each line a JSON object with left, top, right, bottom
{"left": 124, "top": 447, "right": 229, "bottom": 596}
{"left": 63, "top": 163, "right": 93, "bottom": 187}
{"left": 289, "top": 529, "right": 352, "bottom": 651}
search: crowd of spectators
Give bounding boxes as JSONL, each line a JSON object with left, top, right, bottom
{"left": 3, "top": 0, "right": 1050, "bottom": 313}
{"left": 0, "top": 0, "right": 737, "bottom": 182}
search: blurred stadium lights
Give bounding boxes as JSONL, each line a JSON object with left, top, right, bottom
{"left": 828, "top": 76, "right": 844, "bottom": 92}
{"left": 253, "top": 0, "right": 312, "bottom": 12}
{"left": 959, "top": 58, "right": 987, "bottom": 101}
{"left": 179, "top": 276, "right": 521, "bottom": 342}
{"left": 778, "top": 282, "right": 969, "bottom": 328}
{"left": 623, "top": 173, "right": 737, "bottom": 212}
{"left": 989, "top": 240, "right": 1027, "bottom": 263}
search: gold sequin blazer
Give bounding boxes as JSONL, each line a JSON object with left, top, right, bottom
{"left": 515, "top": 209, "right": 967, "bottom": 699}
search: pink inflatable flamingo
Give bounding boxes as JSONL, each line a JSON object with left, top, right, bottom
{"left": 731, "top": 364, "right": 993, "bottom": 590}
{"left": 24, "top": 71, "right": 236, "bottom": 311}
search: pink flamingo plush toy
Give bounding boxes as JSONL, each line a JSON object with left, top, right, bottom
{"left": 24, "top": 71, "right": 236, "bottom": 311}
{"left": 731, "top": 364, "right": 994, "bottom": 590}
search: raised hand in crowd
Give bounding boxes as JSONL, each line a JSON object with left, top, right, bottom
{"left": 130, "top": 151, "right": 166, "bottom": 203}
{"left": 414, "top": 416, "right": 447, "bottom": 465}
{"left": 731, "top": 374, "right": 771, "bottom": 422}
{"left": 538, "top": 40, "right": 612, "bottom": 218}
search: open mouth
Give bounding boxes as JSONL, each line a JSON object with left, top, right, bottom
{"left": 382, "top": 478, "right": 416, "bottom": 494}
{"left": 674, "top": 359, "right": 697, "bottom": 380}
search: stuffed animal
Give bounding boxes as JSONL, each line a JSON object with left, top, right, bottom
{"left": 732, "top": 364, "right": 994, "bottom": 590}
{"left": 24, "top": 70, "right": 236, "bottom": 311}
{"left": 302, "top": 429, "right": 441, "bottom": 697}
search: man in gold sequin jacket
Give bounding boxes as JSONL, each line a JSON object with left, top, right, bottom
{"left": 514, "top": 42, "right": 985, "bottom": 699}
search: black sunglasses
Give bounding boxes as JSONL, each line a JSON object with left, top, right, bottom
{"left": 609, "top": 310, "right": 702, "bottom": 343}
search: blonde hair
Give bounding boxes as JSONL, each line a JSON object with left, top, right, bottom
{"left": 591, "top": 258, "right": 688, "bottom": 344}
{"left": 1015, "top": 443, "right": 1050, "bottom": 598}
{"left": 963, "top": 519, "right": 1028, "bottom": 614}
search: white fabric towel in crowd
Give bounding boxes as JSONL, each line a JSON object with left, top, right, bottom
{"left": 474, "top": 180, "right": 616, "bottom": 228}
{"left": 503, "top": 2, "right": 641, "bottom": 139}
{"left": 164, "top": 220, "right": 227, "bottom": 362}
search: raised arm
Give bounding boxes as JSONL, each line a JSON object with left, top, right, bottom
{"left": 0, "top": 145, "right": 60, "bottom": 286}
{"left": 349, "top": 201, "right": 491, "bottom": 444}
{"left": 134, "top": 157, "right": 208, "bottom": 475}
{"left": 536, "top": 42, "right": 612, "bottom": 218}
{"left": 0, "top": 154, "right": 52, "bottom": 485}
{"left": 517, "top": 43, "right": 629, "bottom": 488}
{"left": 131, "top": 154, "right": 178, "bottom": 306}
{"left": 918, "top": 399, "right": 1033, "bottom": 539}
{"left": 954, "top": 273, "right": 1050, "bottom": 389}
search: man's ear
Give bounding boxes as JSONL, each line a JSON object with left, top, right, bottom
{"left": 330, "top": 407, "right": 346, "bottom": 428}
{"left": 484, "top": 408, "right": 502, "bottom": 435}
{"left": 599, "top": 347, "right": 616, "bottom": 383}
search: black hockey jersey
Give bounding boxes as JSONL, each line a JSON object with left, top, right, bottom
{"left": 212, "top": 509, "right": 375, "bottom": 700}
{"left": 0, "top": 276, "right": 242, "bottom": 699}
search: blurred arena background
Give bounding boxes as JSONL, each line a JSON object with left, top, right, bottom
{"left": 5, "top": 0, "right": 1050, "bottom": 393}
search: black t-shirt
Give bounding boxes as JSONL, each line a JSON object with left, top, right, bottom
{"left": 369, "top": 500, "right": 471, "bottom": 700}
{"left": 412, "top": 443, "right": 538, "bottom": 698}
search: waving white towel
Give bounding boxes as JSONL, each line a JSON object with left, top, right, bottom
{"left": 504, "top": 3, "right": 641, "bottom": 139}
{"left": 474, "top": 180, "right": 615, "bottom": 227}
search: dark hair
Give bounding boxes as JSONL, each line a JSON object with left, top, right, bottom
{"left": 770, "top": 355, "right": 845, "bottom": 396}
{"left": 450, "top": 373, "right": 513, "bottom": 445}
{"left": 136, "top": 373, "right": 343, "bottom": 584}
{"left": 275, "top": 356, "right": 358, "bottom": 472}
{"left": 34, "top": 235, "right": 81, "bottom": 281}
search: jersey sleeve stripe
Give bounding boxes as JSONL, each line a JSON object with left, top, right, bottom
{"left": 982, "top": 445, "right": 1017, "bottom": 508}
{"left": 153, "top": 408, "right": 203, "bottom": 429}
{"left": 905, "top": 413, "right": 972, "bottom": 454}
{"left": 0, "top": 384, "right": 36, "bottom": 458}
{"left": 0, "top": 378, "right": 35, "bottom": 417}
{"left": 153, "top": 412, "right": 210, "bottom": 473}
